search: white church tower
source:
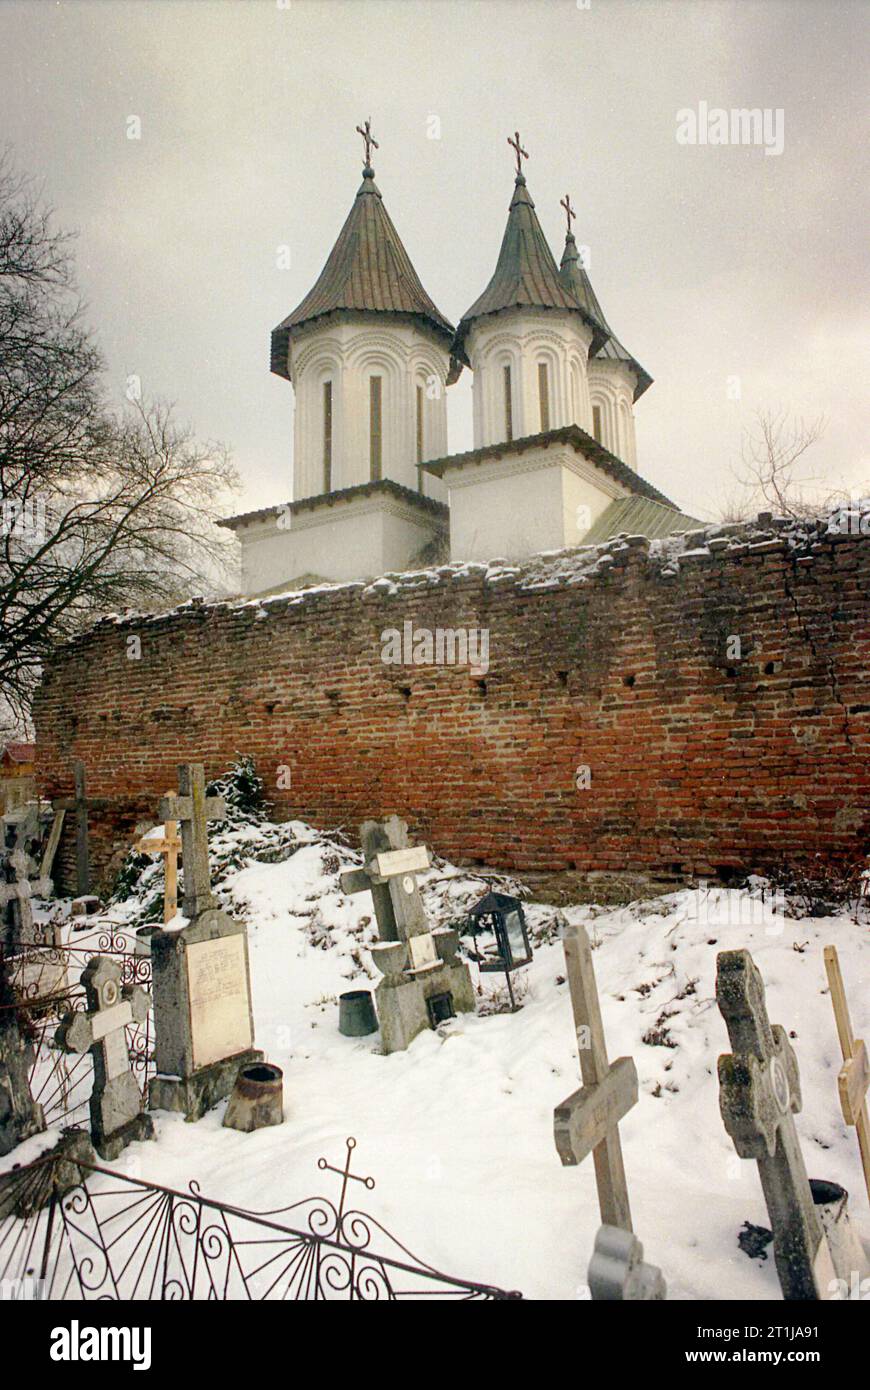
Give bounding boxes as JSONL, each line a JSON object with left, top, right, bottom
{"left": 222, "top": 125, "right": 695, "bottom": 594}
{"left": 223, "top": 122, "right": 454, "bottom": 595}
{"left": 451, "top": 135, "right": 608, "bottom": 448}
{"left": 557, "top": 213, "right": 652, "bottom": 470}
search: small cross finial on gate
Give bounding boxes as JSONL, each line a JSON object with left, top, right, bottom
{"left": 508, "top": 129, "right": 529, "bottom": 177}
{"left": 560, "top": 193, "right": 576, "bottom": 234}
{"left": 356, "top": 118, "right": 379, "bottom": 171}
{"left": 318, "top": 1136, "right": 375, "bottom": 1222}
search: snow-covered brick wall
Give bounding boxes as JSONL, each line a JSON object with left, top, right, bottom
{"left": 33, "top": 514, "right": 870, "bottom": 893}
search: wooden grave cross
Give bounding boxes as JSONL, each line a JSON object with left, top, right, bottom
{"left": 54, "top": 761, "right": 110, "bottom": 895}
{"left": 823, "top": 945, "right": 870, "bottom": 1205}
{"left": 717, "top": 949, "right": 836, "bottom": 1300}
{"left": 159, "top": 765, "right": 225, "bottom": 921}
{"left": 135, "top": 794, "right": 182, "bottom": 924}
{"left": 554, "top": 922, "right": 638, "bottom": 1231}
{"left": 340, "top": 815, "right": 433, "bottom": 961}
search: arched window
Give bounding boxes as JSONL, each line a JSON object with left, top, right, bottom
{"left": 416, "top": 384, "right": 424, "bottom": 463}
{"left": 503, "top": 364, "right": 513, "bottom": 442}
{"left": 592, "top": 404, "right": 602, "bottom": 443}
{"left": 369, "top": 375, "right": 382, "bottom": 480}
{"left": 538, "top": 362, "right": 550, "bottom": 432}
{"left": 322, "top": 380, "right": 333, "bottom": 492}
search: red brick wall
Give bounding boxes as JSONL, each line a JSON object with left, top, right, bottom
{"left": 33, "top": 524, "right": 870, "bottom": 894}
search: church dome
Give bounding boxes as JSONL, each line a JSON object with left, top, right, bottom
{"left": 270, "top": 158, "right": 453, "bottom": 381}
{"left": 558, "top": 229, "right": 652, "bottom": 401}
{"left": 453, "top": 164, "right": 601, "bottom": 366}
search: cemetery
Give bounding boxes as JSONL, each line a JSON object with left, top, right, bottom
{"left": 0, "top": 753, "right": 867, "bottom": 1301}
{"left": 1, "top": 0, "right": 866, "bottom": 1332}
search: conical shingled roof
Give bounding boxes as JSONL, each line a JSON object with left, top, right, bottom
{"left": 453, "top": 174, "right": 598, "bottom": 365}
{"left": 559, "top": 231, "right": 652, "bottom": 401}
{"left": 270, "top": 166, "right": 454, "bottom": 380}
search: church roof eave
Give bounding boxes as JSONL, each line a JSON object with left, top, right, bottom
{"left": 420, "top": 424, "right": 676, "bottom": 509}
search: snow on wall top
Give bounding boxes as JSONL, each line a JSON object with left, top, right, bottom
{"left": 83, "top": 502, "right": 870, "bottom": 639}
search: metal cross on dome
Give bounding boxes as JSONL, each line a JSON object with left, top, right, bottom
{"left": 560, "top": 193, "right": 576, "bottom": 234}
{"left": 356, "top": 118, "right": 379, "bottom": 168}
{"left": 508, "top": 129, "right": 529, "bottom": 176}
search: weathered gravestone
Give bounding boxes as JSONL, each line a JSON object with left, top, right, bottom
{"left": 56, "top": 956, "right": 154, "bottom": 1160}
{"left": 340, "top": 816, "right": 474, "bottom": 1054}
{"left": 148, "top": 765, "right": 262, "bottom": 1120}
{"left": 0, "top": 958, "right": 45, "bottom": 1157}
{"left": 0, "top": 826, "right": 46, "bottom": 1154}
{"left": 553, "top": 921, "right": 665, "bottom": 1299}
{"left": 716, "top": 949, "right": 839, "bottom": 1299}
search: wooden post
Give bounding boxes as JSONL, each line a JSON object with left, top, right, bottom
{"left": 554, "top": 923, "right": 637, "bottom": 1232}
{"left": 824, "top": 945, "right": 870, "bottom": 1206}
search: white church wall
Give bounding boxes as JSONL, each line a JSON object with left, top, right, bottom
{"left": 587, "top": 359, "right": 638, "bottom": 467}
{"left": 465, "top": 310, "right": 594, "bottom": 448}
{"left": 289, "top": 317, "right": 449, "bottom": 501}
{"left": 233, "top": 492, "right": 445, "bottom": 595}
{"left": 441, "top": 442, "right": 629, "bottom": 564}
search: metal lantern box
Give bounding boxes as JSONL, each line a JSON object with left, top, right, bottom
{"left": 467, "top": 891, "right": 532, "bottom": 974}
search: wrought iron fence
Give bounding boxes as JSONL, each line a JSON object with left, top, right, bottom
{"left": 0, "top": 1138, "right": 522, "bottom": 1301}
{"left": 2, "top": 919, "right": 153, "bottom": 1128}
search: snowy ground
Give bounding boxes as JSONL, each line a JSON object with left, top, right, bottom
{"left": 13, "top": 824, "right": 870, "bottom": 1301}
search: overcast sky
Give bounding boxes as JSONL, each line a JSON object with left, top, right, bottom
{"left": 1, "top": 0, "right": 867, "bottom": 521}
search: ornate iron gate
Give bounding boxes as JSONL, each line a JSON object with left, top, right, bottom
{"left": 0, "top": 1138, "right": 522, "bottom": 1301}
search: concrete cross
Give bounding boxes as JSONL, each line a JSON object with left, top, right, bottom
{"left": 56, "top": 956, "right": 150, "bottom": 1152}
{"left": 0, "top": 845, "right": 37, "bottom": 952}
{"left": 587, "top": 1224, "right": 666, "bottom": 1301}
{"left": 824, "top": 945, "right": 870, "bottom": 1205}
{"left": 554, "top": 922, "right": 638, "bottom": 1231}
{"left": 54, "top": 761, "right": 109, "bottom": 895}
{"left": 717, "top": 949, "right": 836, "bottom": 1300}
{"left": 135, "top": 796, "right": 182, "bottom": 924}
{"left": 159, "top": 765, "right": 225, "bottom": 920}
{"left": 340, "top": 815, "right": 431, "bottom": 946}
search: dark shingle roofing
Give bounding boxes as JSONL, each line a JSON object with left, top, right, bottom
{"left": 420, "top": 424, "right": 676, "bottom": 509}
{"left": 558, "top": 231, "right": 652, "bottom": 401}
{"left": 270, "top": 167, "right": 454, "bottom": 380}
{"left": 453, "top": 175, "right": 599, "bottom": 364}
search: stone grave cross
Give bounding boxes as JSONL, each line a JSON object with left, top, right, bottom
{"left": 135, "top": 795, "right": 182, "bottom": 924}
{"left": 554, "top": 922, "right": 638, "bottom": 1231}
{"left": 53, "top": 761, "right": 109, "bottom": 896}
{"left": 716, "top": 949, "right": 836, "bottom": 1300}
{"left": 823, "top": 945, "right": 870, "bottom": 1205}
{"left": 339, "top": 816, "right": 475, "bottom": 1052}
{"left": 0, "top": 828, "right": 39, "bottom": 953}
{"left": 56, "top": 956, "right": 153, "bottom": 1159}
{"left": 159, "top": 766, "right": 225, "bottom": 920}
{"left": 340, "top": 815, "right": 433, "bottom": 959}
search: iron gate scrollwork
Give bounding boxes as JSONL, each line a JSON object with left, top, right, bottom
{"left": 0, "top": 1137, "right": 522, "bottom": 1301}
